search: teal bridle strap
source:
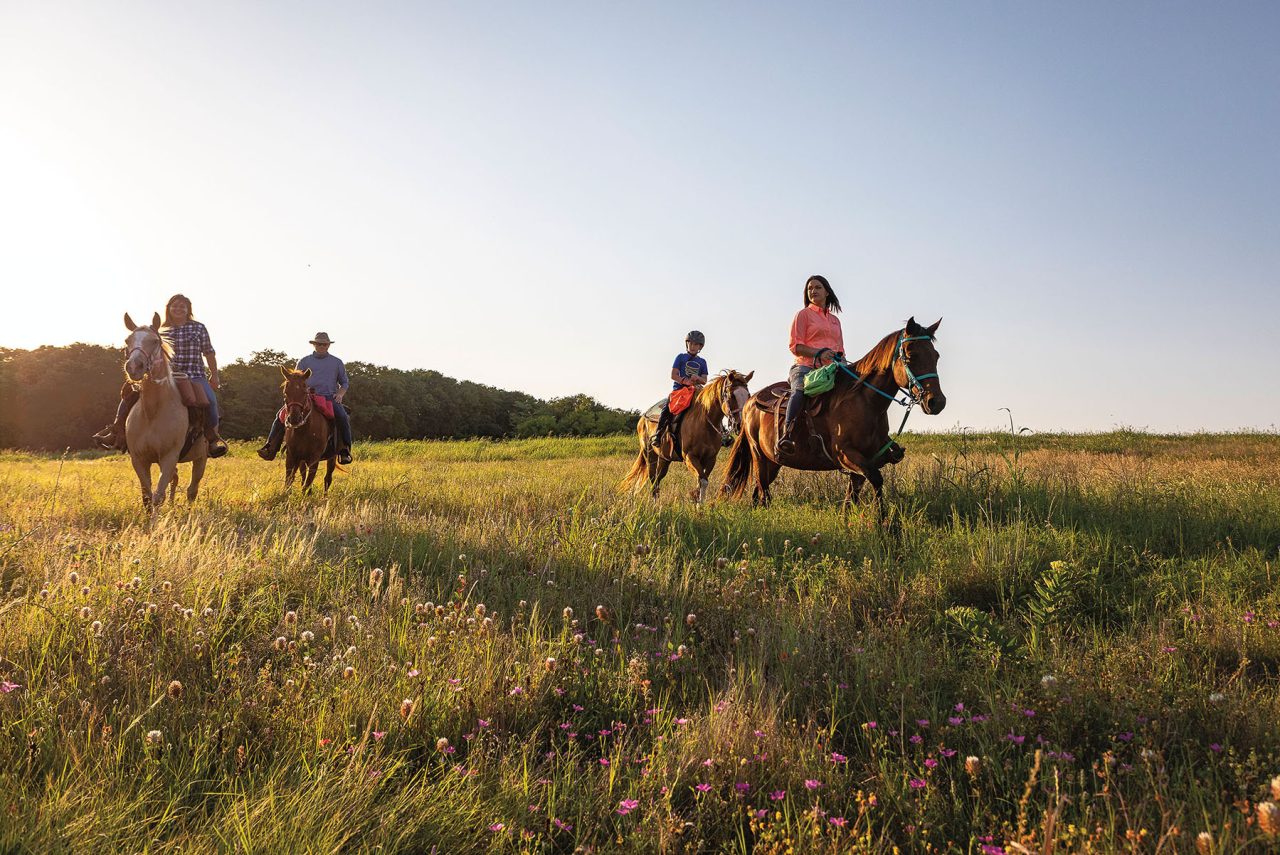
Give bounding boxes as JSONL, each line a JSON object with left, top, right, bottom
{"left": 834, "top": 332, "right": 937, "bottom": 408}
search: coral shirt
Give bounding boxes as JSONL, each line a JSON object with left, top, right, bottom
{"left": 789, "top": 303, "right": 844, "bottom": 365}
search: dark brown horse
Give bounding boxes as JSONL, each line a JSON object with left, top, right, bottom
{"left": 278, "top": 367, "right": 337, "bottom": 493}
{"left": 621, "top": 370, "right": 754, "bottom": 503}
{"left": 721, "top": 318, "right": 944, "bottom": 516}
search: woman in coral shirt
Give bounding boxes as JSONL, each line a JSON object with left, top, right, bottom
{"left": 777, "top": 275, "right": 845, "bottom": 455}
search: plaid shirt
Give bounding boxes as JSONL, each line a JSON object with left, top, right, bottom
{"left": 163, "top": 321, "right": 215, "bottom": 378}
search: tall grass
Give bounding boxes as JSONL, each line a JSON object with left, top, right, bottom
{"left": 1, "top": 432, "right": 1278, "bottom": 852}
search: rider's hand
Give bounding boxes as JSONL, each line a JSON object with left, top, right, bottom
{"left": 209, "top": 372, "right": 220, "bottom": 390}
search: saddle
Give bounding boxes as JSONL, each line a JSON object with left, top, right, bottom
{"left": 643, "top": 397, "right": 687, "bottom": 462}
{"left": 754, "top": 382, "right": 830, "bottom": 418}
{"left": 174, "top": 376, "right": 208, "bottom": 459}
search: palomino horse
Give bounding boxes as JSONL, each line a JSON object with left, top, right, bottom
{"left": 721, "top": 318, "right": 945, "bottom": 516}
{"left": 621, "top": 370, "right": 754, "bottom": 503}
{"left": 279, "top": 367, "right": 337, "bottom": 493}
{"left": 121, "top": 313, "right": 208, "bottom": 510}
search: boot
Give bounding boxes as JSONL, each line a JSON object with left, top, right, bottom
{"left": 257, "top": 420, "right": 285, "bottom": 460}
{"left": 338, "top": 447, "right": 353, "bottom": 465}
{"left": 93, "top": 418, "right": 127, "bottom": 452}
{"left": 205, "top": 424, "right": 229, "bottom": 458}
{"left": 776, "top": 420, "right": 798, "bottom": 456}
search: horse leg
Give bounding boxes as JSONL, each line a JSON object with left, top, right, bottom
{"left": 685, "top": 452, "right": 710, "bottom": 504}
{"left": 302, "top": 461, "right": 319, "bottom": 493}
{"left": 842, "top": 473, "right": 866, "bottom": 517}
{"left": 284, "top": 449, "right": 298, "bottom": 490}
{"left": 323, "top": 457, "right": 336, "bottom": 492}
{"left": 187, "top": 456, "right": 207, "bottom": 503}
{"left": 169, "top": 471, "right": 179, "bottom": 503}
{"left": 757, "top": 456, "right": 781, "bottom": 507}
{"left": 865, "top": 467, "right": 887, "bottom": 523}
{"left": 152, "top": 453, "right": 180, "bottom": 508}
{"left": 650, "top": 456, "right": 671, "bottom": 499}
{"left": 132, "top": 458, "right": 154, "bottom": 510}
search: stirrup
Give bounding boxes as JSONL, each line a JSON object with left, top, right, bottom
{"left": 207, "top": 439, "right": 229, "bottom": 459}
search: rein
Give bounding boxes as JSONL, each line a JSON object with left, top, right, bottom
{"left": 285, "top": 393, "right": 314, "bottom": 429}
{"left": 832, "top": 331, "right": 938, "bottom": 465}
{"left": 127, "top": 336, "right": 173, "bottom": 385}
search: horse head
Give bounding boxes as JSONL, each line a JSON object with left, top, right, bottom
{"left": 893, "top": 317, "right": 946, "bottom": 415}
{"left": 123, "top": 312, "right": 166, "bottom": 381}
{"left": 718, "top": 369, "right": 755, "bottom": 434}
{"left": 280, "top": 366, "right": 314, "bottom": 427}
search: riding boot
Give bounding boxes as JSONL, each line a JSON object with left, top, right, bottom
{"left": 94, "top": 386, "right": 138, "bottom": 451}
{"left": 257, "top": 419, "right": 286, "bottom": 461}
{"left": 776, "top": 420, "right": 799, "bottom": 456}
{"left": 204, "top": 418, "right": 229, "bottom": 458}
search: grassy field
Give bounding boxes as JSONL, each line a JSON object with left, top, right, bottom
{"left": 1, "top": 431, "right": 1279, "bottom": 853}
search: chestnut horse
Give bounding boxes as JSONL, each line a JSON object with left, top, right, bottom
{"left": 621, "top": 370, "right": 754, "bottom": 503}
{"left": 120, "top": 313, "right": 208, "bottom": 510}
{"left": 278, "top": 366, "right": 337, "bottom": 493}
{"left": 721, "top": 319, "right": 945, "bottom": 516}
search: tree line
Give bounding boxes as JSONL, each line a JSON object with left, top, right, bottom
{"left": 0, "top": 345, "right": 639, "bottom": 451}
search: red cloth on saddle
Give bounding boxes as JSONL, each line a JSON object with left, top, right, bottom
{"left": 668, "top": 386, "right": 695, "bottom": 415}
{"left": 278, "top": 394, "right": 334, "bottom": 422}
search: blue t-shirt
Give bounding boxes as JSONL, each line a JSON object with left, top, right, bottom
{"left": 672, "top": 353, "right": 709, "bottom": 390}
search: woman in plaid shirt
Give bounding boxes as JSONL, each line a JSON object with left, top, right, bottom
{"left": 94, "top": 294, "right": 229, "bottom": 457}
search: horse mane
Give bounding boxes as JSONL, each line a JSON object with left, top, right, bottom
{"left": 850, "top": 330, "right": 899, "bottom": 377}
{"left": 696, "top": 370, "right": 749, "bottom": 407}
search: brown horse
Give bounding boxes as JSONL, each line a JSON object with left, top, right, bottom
{"left": 121, "top": 313, "right": 208, "bottom": 510}
{"left": 721, "top": 318, "right": 945, "bottom": 516}
{"left": 279, "top": 367, "right": 337, "bottom": 493}
{"left": 621, "top": 370, "right": 754, "bottom": 503}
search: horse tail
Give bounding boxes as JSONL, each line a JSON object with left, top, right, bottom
{"left": 618, "top": 449, "right": 649, "bottom": 492}
{"left": 719, "top": 430, "right": 753, "bottom": 499}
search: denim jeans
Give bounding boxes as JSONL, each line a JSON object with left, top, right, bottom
{"left": 785, "top": 363, "right": 811, "bottom": 424}
{"left": 326, "top": 397, "right": 353, "bottom": 448}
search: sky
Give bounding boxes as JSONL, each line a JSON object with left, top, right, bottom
{"left": 2, "top": 1, "right": 1278, "bottom": 432}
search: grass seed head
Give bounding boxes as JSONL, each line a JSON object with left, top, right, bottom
{"left": 965, "top": 756, "right": 982, "bottom": 776}
{"left": 400, "top": 699, "right": 414, "bottom": 719}
{"left": 167, "top": 680, "right": 183, "bottom": 700}
{"left": 1195, "top": 831, "right": 1213, "bottom": 854}
{"left": 1259, "top": 802, "right": 1279, "bottom": 836}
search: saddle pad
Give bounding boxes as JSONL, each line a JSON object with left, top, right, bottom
{"left": 643, "top": 399, "right": 667, "bottom": 423}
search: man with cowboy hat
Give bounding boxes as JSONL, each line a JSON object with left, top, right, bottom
{"left": 257, "top": 332, "right": 353, "bottom": 464}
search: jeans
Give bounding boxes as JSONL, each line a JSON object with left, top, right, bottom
{"left": 785, "top": 363, "right": 811, "bottom": 424}
{"left": 327, "top": 397, "right": 352, "bottom": 448}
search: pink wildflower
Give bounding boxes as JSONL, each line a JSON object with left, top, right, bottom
{"left": 804, "top": 779, "right": 822, "bottom": 790}
{"left": 617, "top": 798, "right": 639, "bottom": 815}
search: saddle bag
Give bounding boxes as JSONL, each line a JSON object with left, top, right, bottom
{"left": 802, "top": 363, "right": 839, "bottom": 397}
{"left": 175, "top": 376, "right": 210, "bottom": 408}
{"left": 668, "top": 386, "right": 695, "bottom": 415}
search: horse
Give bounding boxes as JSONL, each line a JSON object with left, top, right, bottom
{"left": 278, "top": 366, "right": 337, "bottom": 493}
{"left": 120, "top": 312, "right": 208, "bottom": 510}
{"left": 621, "top": 370, "right": 754, "bottom": 503}
{"left": 720, "top": 318, "right": 945, "bottom": 517}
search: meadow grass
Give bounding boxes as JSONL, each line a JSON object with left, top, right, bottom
{"left": 1, "top": 431, "right": 1278, "bottom": 853}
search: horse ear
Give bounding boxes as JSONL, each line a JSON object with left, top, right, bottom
{"left": 905, "top": 316, "right": 919, "bottom": 333}
{"left": 151, "top": 312, "right": 162, "bottom": 328}
{"left": 302, "top": 368, "right": 312, "bottom": 378}
{"left": 280, "top": 366, "right": 291, "bottom": 378}
{"left": 927, "top": 318, "right": 942, "bottom": 336}
{"left": 744, "top": 370, "right": 754, "bottom": 382}
{"left": 124, "top": 313, "right": 137, "bottom": 331}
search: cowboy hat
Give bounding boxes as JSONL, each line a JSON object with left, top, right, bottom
{"left": 309, "top": 332, "right": 334, "bottom": 345}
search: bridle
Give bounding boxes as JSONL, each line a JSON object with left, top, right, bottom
{"left": 126, "top": 329, "right": 170, "bottom": 384}
{"left": 831, "top": 331, "right": 938, "bottom": 409}
{"left": 716, "top": 373, "right": 749, "bottom": 436}
{"left": 284, "top": 386, "right": 314, "bottom": 428}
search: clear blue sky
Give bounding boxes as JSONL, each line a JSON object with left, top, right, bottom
{"left": 3, "top": 2, "right": 1277, "bottom": 431}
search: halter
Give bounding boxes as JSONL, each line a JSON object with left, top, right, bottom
{"left": 832, "top": 330, "right": 939, "bottom": 464}
{"left": 715, "top": 373, "right": 749, "bottom": 436}
{"left": 284, "top": 388, "right": 314, "bottom": 428}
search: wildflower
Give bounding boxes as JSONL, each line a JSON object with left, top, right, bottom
{"left": 273, "top": 637, "right": 287, "bottom": 651}
{"left": 488, "top": 822, "right": 504, "bottom": 832}
{"left": 1208, "top": 692, "right": 1225, "bottom": 703}
{"left": 675, "top": 717, "right": 689, "bottom": 726}
{"left": 694, "top": 783, "right": 711, "bottom": 792}
{"left": 79, "top": 607, "right": 92, "bottom": 620}
{"left": 552, "top": 818, "right": 573, "bottom": 831}
{"left": 924, "top": 758, "right": 938, "bottom": 769}
{"left": 322, "top": 616, "right": 333, "bottom": 629}
{"left": 1195, "top": 831, "right": 1213, "bottom": 855}
{"left": 1005, "top": 732, "right": 1025, "bottom": 745}
{"left": 1040, "top": 675, "right": 1057, "bottom": 689}
{"left": 862, "top": 721, "right": 877, "bottom": 730}
{"left": 829, "top": 816, "right": 847, "bottom": 827}
{"left": 909, "top": 734, "right": 923, "bottom": 744}
{"left": 436, "top": 737, "right": 451, "bottom": 752}
{"left": 345, "top": 646, "right": 357, "bottom": 659}
{"left": 167, "top": 680, "right": 183, "bottom": 700}
{"left": 343, "top": 666, "right": 356, "bottom": 679}
{"left": 916, "top": 719, "right": 930, "bottom": 728}
{"left": 770, "top": 790, "right": 785, "bottom": 800}
{"left": 908, "top": 778, "right": 927, "bottom": 789}
{"left": 369, "top": 568, "right": 384, "bottom": 587}
{"left": 400, "top": 699, "right": 414, "bottom": 719}
{"left": 300, "top": 630, "right": 314, "bottom": 643}
{"left": 830, "top": 752, "right": 847, "bottom": 763}
{"left": 677, "top": 645, "right": 688, "bottom": 657}
{"left": 91, "top": 620, "right": 103, "bottom": 635}
{"left": 1162, "top": 645, "right": 1178, "bottom": 653}
{"left": 965, "top": 756, "right": 982, "bottom": 776}
{"left": 284, "top": 610, "right": 297, "bottom": 625}
{"left": 617, "top": 798, "right": 639, "bottom": 815}
{"left": 735, "top": 782, "right": 750, "bottom": 793}
{"left": 545, "top": 657, "right": 557, "bottom": 671}
{"left": 948, "top": 716, "right": 964, "bottom": 726}
{"left": 715, "top": 557, "right": 728, "bottom": 569}
{"left": 1, "top": 680, "right": 21, "bottom": 693}
{"left": 1259, "top": 801, "right": 1280, "bottom": 836}
{"left": 804, "top": 779, "right": 822, "bottom": 790}
{"left": 373, "top": 731, "right": 386, "bottom": 741}
{"left": 509, "top": 686, "right": 524, "bottom": 696}
{"left": 563, "top": 607, "right": 573, "bottom": 620}
{"left": 145, "top": 729, "right": 163, "bottom": 745}
{"left": 686, "top": 613, "right": 697, "bottom": 627}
